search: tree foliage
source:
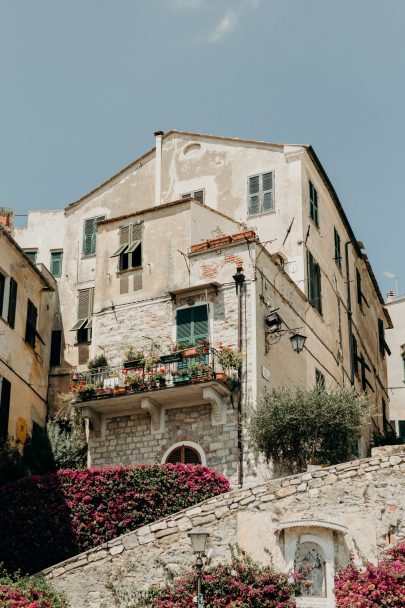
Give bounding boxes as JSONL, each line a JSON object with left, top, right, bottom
{"left": 249, "top": 385, "right": 368, "bottom": 474}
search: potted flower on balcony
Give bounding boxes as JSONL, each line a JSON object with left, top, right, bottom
{"left": 175, "top": 340, "right": 200, "bottom": 358}
{"left": 216, "top": 344, "right": 243, "bottom": 383}
{"left": 123, "top": 370, "right": 147, "bottom": 392}
{"left": 149, "top": 368, "right": 167, "bottom": 388}
{"left": 160, "top": 341, "right": 184, "bottom": 363}
{"left": 69, "top": 380, "right": 96, "bottom": 401}
{"left": 188, "top": 362, "right": 214, "bottom": 383}
{"left": 123, "top": 346, "right": 145, "bottom": 369}
{"left": 171, "top": 368, "right": 191, "bottom": 384}
{"left": 196, "top": 338, "right": 211, "bottom": 354}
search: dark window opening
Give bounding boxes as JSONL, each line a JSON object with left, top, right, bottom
{"left": 315, "top": 369, "right": 325, "bottom": 390}
{"left": 25, "top": 299, "right": 44, "bottom": 348}
{"left": 7, "top": 278, "right": 17, "bottom": 329}
{"left": 50, "top": 330, "right": 62, "bottom": 366}
{"left": 0, "top": 378, "right": 11, "bottom": 440}
{"left": 309, "top": 181, "right": 319, "bottom": 228}
{"left": 307, "top": 250, "right": 322, "bottom": 314}
{"left": 378, "top": 318, "right": 391, "bottom": 358}
{"left": 356, "top": 268, "right": 369, "bottom": 309}
{"left": 166, "top": 445, "right": 202, "bottom": 465}
{"left": 0, "top": 272, "right": 5, "bottom": 316}
{"left": 334, "top": 228, "right": 342, "bottom": 270}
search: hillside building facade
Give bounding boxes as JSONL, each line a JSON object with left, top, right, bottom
{"left": 13, "top": 131, "right": 392, "bottom": 481}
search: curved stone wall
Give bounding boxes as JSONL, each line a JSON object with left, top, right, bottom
{"left": 44, "top": 451, "right": 405, "bottom": 608}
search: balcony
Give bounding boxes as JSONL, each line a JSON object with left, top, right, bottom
{"left": 71, "top": 348, "right": 236, "bottom": 435}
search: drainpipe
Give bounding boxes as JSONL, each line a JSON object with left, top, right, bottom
{"left": 233, "top": 266, "right": 245, "bottom": 488}
{"left": 154, "top": 130, "right": 164, "bottom": 206}
{"left": 345, "top": 241, "right": 354, "bottom": 385}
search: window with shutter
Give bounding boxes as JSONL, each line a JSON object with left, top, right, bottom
{"left": 23, "top": 250, "right": 38, "bottom": 263}
{"left": 25, "top": 299, "right": 38, "bottom": 347}
{"left": 7, "top": 278, "right": 17, "bottom": 329}
{"left": 181, "top": 190, "right": 205, "bottom": 204}
{"left": 0, "top": 273, "right": 4, "bottom": 317}
{"left": 356, "top": 268, "right": 369, "bottom": 309}
{"left": 352, "top": 335, "right": 359, "bottom": 377}
{"left": 0, "top": 377, "right": 11, "bottom": 440}
{"left": 50, "top": 330, "right": 62, "bottom": 366}
{"left": 309, "top": 181, "right": 319, "bottom": 227}
{"left": 306, "top": 250, "right": 322, "bottom": 314}
{"left": 112, "top": 222, "right": 143, "bottom": 271}
{"left": 378, "top": 318, "right": 391, "bottom": 357}
{"left": 247, "top": 172, "right": 274, "bottom": 215}
{"left": 82, "top": 216, "right": 105, "bottom": 256}
{"left": 334, "top": 228, "right": 341, "bottom": 269}
{"left": 165, "top": 445, "right": 201, "bottom": 465}
{"left": 176, "top": 305, "right": 209, "bottom": 369}
{"left": 72, "top": 288, "right": 94, "bottom": 342}
{"left": 50, "top": 251, "right": 63, "bottom": 278}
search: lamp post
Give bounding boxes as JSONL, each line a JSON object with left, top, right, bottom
{"left": 188, "top": 527, "right": 210, "bottom": 608}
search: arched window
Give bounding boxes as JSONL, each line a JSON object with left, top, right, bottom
{"left": 295, "top": 541, "right": 326, "bottom": 597}
{"left": 165, "top": 445, "right": 202, "bottom": 465}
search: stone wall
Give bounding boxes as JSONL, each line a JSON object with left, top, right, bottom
{"left": 44, "top": 450, "right": 405, "bottom": 608}
{"left": 91, "top": 403, "right": 238, "bottom": 478}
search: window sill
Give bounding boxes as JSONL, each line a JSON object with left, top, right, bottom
{"left": 247, "top": 210, "right": 276, "bottom": 219}
{"left": 81, "top": 254, "right": 96, "bottom": 260}
{"left": 74, "top": 341, "right": 92, "bottom": 346}
{"left": 116, "top": 266, "right": 143, "bottom": 276}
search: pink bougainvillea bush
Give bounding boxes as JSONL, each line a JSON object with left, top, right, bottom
{"left": 0, "top": 464, "right": 229, "bottom": 574}
{"left": 335, "top": 541, "right": 405, "bottom": 607}
{"left": 0, "top": 573, "right": 67, "bottom": 608}
{"left": 135, "top": 558, "right": 298, "bottom": 608}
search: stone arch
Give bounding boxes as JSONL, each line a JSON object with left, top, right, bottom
{"left": 161, "top": 441, "right": 207, "bottom": 466}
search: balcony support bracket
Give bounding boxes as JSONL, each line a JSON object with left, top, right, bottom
{"left": 141, "top": 398, "right": 165, "bottom": 433}
{"left": 203, "top": 386, "right": 227, "bottom": 426}
{"left": 80, "top": 406, "right": 102, "bottom": 438}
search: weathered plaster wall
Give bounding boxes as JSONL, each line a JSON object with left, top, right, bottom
{"left": 0, "top": 229, "right": 56, "bottom": 436}
{"left": 385, "top": 296, "right": 405, "bottom": 435}
{"left": 44, "top": 450, "right": 405, "bottom": 608}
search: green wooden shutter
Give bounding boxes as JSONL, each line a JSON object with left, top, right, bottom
{"left": 83, "top": 218, "right": 95, "bottom": 256}
{"left": 0, "top": 377, "right": 11, "bottom": 439}
{"left": 314, "top": 260, "right": 322, "bottom": 314}
{"left": 50, "top": 252, "right": 63, "bottom": 277}
{"left": 248, "top": 175, "right": 260, "bottom": 215}
{"left": 262, "top": 172, "right": 274, "bottom": 211}
{"left": 307, "top": 251, "right": 314, "bottom": 305}
{"left": 7, "top": 278, "right": 17, "bottom": 329}
{"left": 176, "top": 308, "right": 193, "bottom": 343}
{"left": 356, "top": 268, "right": 362, "bottom": 305}
{"left": 192, "top": 305, "right": 208, "bottom": 341}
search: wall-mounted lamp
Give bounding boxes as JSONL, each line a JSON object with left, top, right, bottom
{"left": 289, "top": 331, "right": 307, "bottom": 353}
{"left": 232, "top": 266, "right": 245, "bottom": 294}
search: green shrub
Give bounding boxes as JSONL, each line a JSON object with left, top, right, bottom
{"left": 249, "top": 385, "right": 368, "bottom": 474}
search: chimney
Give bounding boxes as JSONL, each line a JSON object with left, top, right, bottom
{"left": 0, "top": 207, "right": 14, "bottom": 232}
{"left": 154, "top": 131, "right": 164, "bottom": 206}
{"left": 386, "top": 290, "right": 396, "bottom": 303}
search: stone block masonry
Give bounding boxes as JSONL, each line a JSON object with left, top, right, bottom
{"left": 92, "top": 403, "right": 238, "bottom": 478}
{"left": 44, "top": 449, "right": 405, "bottom": 608}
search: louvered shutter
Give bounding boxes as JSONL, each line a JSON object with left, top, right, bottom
{"left": 0, "top": 378, "right": 11, "bottom": 439}
{"left": 7, "top": 278, "right": 17, "bottom": 329}
{"left": 184, "top": 446, "right": 201, "bottom": 465}
{"left": 166, "top": 447, "right": 182, "bottom": 464}
{"left": 72, "top": 288, "right": 94, "bottom": 330}
{"left": 111, "top": 226, "right": 130, "bottom": 257}
{"left": 262, "top": 172, "right": 274, "bottom": 211}
{"left": 83, "top": 218, "right": 95, "bottom": 256}
{"left": 193, "top": 305, "right": 208, "bottom": 342}
{"left": 126, "top": 223, "right": 143, "bottom": 255}
{"left": 193, "top": 190, "right": 204, "bottom": 204}
{"left": 356, "top": 269, "right": 362, "bottom": 305}
{"left": 25, "top": 299, "right": 38, "bottom": 347}
{"left": 307, "top": 251, "right": 314, "bottom": 305}
{"left": 176, "top": 308, "right": 193, "bottom": 343}
{"left": 314, "top": 261, "right": 322, "bottom": 314}
{"left": 248, "top": 175, "right": 260, "bottom": 215}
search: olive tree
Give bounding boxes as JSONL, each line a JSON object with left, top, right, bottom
{"left": 249, "top": 385, "right": 368, "bottom": 474}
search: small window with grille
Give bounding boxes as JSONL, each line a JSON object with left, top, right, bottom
{"left": 247, "top": 172, "right": 274, "bottom": 216}
{"left": 165, "top": 444, "right": 202, "bottom": 465}
{"left": 181, "top": 190, "right": 204, "bottom": 204}
{"left": 111, "top": 222, "right": 143, "bottom": 271}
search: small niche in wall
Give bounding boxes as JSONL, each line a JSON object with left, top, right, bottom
{"left": 183, "top": 143, "right": 201, "bottom": 157}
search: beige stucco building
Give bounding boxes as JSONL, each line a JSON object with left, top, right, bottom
{"left": 385, "top": 293, "right": 405, "bottom": 441}
{"left": 0, "top": 221, "right": 56, "bottom": 447}
{"left": 13, "top": 130, "right": 392, "bottom": 479}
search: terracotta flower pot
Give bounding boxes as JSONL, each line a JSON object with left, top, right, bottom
{"left": 113, "top": 387, "right": 127, "bottom": 396}
{"left": 215, "top": 372, "right": 228, "bottom": 383}
{"left": 183, "top": 347, "right": 199, "bottom": 358}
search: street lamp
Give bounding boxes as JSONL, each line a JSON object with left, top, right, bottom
{"left": 188, "top": 527, "right": 210, "bottom": 608}
{"left": 290, "top": 331, "right": 307, "bottom": 353}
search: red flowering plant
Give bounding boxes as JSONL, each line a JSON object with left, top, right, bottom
{"left": 133, "top": 556, "right": 298, "bottom": 608}
{"left": 334, "top": 541, "right": 405, "bottom": 607}
{"left": 0, "top": 571, "right": 67, "bottom": 608}
{"left": 149, "top": 368, "right": 166, "bottom": 383}
{"left": 123, "top": 370, "right": 146, "bottom": 387}
{"left": 0, "top": 464, "right": 230, "bottom": 574}
{"left": 216, "top": 343, "right": 243, "bottom": 374}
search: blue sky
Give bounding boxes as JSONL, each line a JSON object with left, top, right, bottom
{"left": 1, "top": 0, "right": 404, "bottom": 297}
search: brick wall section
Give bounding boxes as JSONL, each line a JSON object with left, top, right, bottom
{"left": 44, "top": 450, "right": 405, "bottom": 608}
{"left": 91, "top": 404, "right": 238, "bottom": 477}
